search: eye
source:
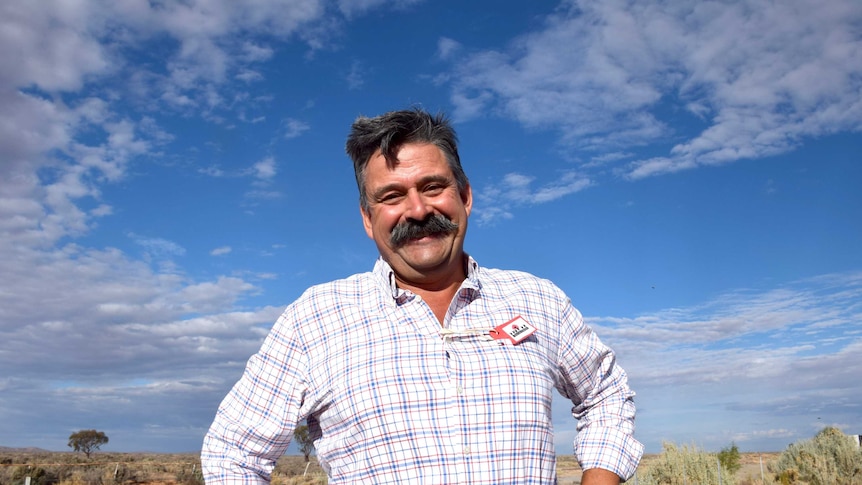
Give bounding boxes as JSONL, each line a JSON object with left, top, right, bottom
{"left": 379, "top": 192, "right": 404, "bottom": 204}
{"left": 424, "top": 183, "right": 445, "bottom": 195}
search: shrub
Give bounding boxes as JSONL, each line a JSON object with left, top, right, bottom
{"left": 637, "top": 442, "right": 737, "bottom": 485}
{"left": 9, "top": 465, "right": 60, "bottom": 485}
{"left": 719, "top": 442, "right": 742, "bottom": 475}
{"left": 770, "top": 426, "right": 862, "bottom": 485}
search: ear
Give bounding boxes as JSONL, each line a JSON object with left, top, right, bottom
{"left": 462, "top": 183, "right": 473, "bottom": 217}
{"left": 360, "top": 204, "right": 374, "bottom": 239}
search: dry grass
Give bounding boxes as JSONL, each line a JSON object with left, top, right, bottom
{"left": 1, "top": 450, "right": 781, "bottom": 485}
{"left": 0, "top": 451, "right": 203, "bottom": 485}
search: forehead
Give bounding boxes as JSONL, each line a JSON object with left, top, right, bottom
{"left": 364, "top": 143, "right": 452, "bottom": 183}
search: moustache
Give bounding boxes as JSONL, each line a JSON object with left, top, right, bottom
{"left": 390, "top": 214, "right": 459, "bottom": 247}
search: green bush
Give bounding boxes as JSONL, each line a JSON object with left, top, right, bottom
{"left": 770, "top": 427, "right": 862, "bottom": 485}
{"left": 719, "top": 442, "right": 742, "bottom": 475}
{"left": 637, "top": 442, "right": 737, "bottom": 485}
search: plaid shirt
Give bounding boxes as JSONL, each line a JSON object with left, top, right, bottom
{"left": 202, "top": 257, "right": 642, "bottom": 484}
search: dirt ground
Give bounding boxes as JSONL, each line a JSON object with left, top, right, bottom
{"left": 737, "top": 452, "right": 781, "bottom": 483}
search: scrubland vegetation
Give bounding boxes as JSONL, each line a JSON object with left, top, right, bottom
{"left": 769, "top": 427, "right": 862, "bottom": 485}
{"left": 632, "top": 427, "right": 861, "bottom": 485}
{"left": 1, "top": 427, "right": 858, "bottom": 485}
{"left": 0, "top": 452, "right": 327, "bottom": 485}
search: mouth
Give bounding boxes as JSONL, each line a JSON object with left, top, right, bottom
{"left": 390, "top": 214, "right": 458, "bottom": 248}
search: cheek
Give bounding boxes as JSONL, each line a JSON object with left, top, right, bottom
{"left": 377, "top": 208, "right": 403, "bottom": 227}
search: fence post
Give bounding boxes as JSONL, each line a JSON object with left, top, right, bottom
{"left": 760, "top": 454, "right": 765, "bottom": 483}
{"left": 717, "top": 456, "right": 722, "bottom": 485}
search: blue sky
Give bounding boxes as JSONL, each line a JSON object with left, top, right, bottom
{"left": 1, "top": 0, "right": 860, "bottom": 456}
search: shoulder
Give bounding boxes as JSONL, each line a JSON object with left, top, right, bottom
{"left": 266, "top": 271, "right": 383, "bottom": 345}
{"left": 298, "top": 271, "right": 379, "bottom": 301}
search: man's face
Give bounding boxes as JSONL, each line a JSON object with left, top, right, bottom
{"left": 361, "top": 142, "right": 472, "bottom": 288}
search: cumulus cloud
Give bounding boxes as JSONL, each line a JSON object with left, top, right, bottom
{"left": 444, "top": 0, "right": 862, "bottom": 179}
{"left": 0, "top": 0, "right": 349, "bottom": 451}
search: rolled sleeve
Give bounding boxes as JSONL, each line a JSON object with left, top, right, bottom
{"left": 557, "top": 300, "right": 643, "bottom": 481}
{"left": 573, "top": 402, "right": 643, "bottom": 480}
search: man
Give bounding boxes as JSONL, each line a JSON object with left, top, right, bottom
{"left": 202, "top": 108, "right": 643, "bottom": 484}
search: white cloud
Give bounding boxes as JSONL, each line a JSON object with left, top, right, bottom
{"left": 252, "top": 156, "right": 277, "bottom": 179}
{"left": 283, "top": 118, "right": 311, "bottom": 139}
{"left": 245, "top": 189, "right": 283, "bottom": 200}
{"left": 90, "top": 204, "right": 113, "bottom": 217}
{"left": 199, "top": 166, "right": 226, "bottom": 177}
{"left": 236, "top": 69, "right": 264, "bottom": 83}
{"left": 128, "top": 233, "right": 187, "bottom": 258}
{"left": 0, "top": 1, "right": 112, "bottom": 92}
{"left": 241, "top": 41, "right": 275, "bottom": 62}
{"left": 210, "top": 246, "right": 232, "bottom": 256}
{"left": 337, "top": 0, "right": 423, "bottom": 19}
{"left": 346, "top": 60, "right": 365, "bottom": 90}
{"left": 437, "top": 37, "right": 461, "bottom": 60}
{"left": 583, "top": 271, "right": 862, "bottom": 450}
{"left": 444, "top": 0, "right": 862, "bottom": 179}
{"left": 476, "top": 170, "right": 591, "bottom": 224}
{"left": 589, "top": 271, "right": 862, "bottom": 428}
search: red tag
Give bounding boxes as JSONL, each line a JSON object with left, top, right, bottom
{"left": 491, "top": 316, "right": 536, "bottom": 345}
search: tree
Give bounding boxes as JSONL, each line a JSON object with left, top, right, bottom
{"left": 68, "top": 429, "right": 109, "bottom": 458}
{"left": 293, "top": 425, "right": 314, "bottom": 463}
{"left": 718, "top": 442, "right": 741, "bottom": 475}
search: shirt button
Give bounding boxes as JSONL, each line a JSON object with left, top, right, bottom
{"left": 463, "top": 446, "right": 470, "bottom": 454}
{"left": 456, "top": 385, "right": 463, "bottom": 394}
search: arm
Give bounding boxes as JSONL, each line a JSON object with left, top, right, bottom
{"left": 201, "top": 309, "right": 310, "bottom": 484}
{"left": 557, "top": 300, "right": 643, "bottom": 481}
{"left": 582, "top": 467, "right": 622, "bottom": 485}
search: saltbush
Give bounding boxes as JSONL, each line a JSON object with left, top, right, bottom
{"left": 770, "top": 426, "right": 862, "bottom": 485}
{"left": 637, "top": 442, "right": 737, "bottom": 485}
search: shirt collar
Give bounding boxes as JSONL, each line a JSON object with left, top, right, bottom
{"left": 372, "top": 254, "right": 482, "bottom": 302}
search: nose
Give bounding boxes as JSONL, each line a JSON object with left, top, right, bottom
{"left": 404, "top": 188, "right": 432, "bottom": 221}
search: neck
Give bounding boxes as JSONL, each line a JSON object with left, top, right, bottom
{"left": 393, "top": 257, "right": 468, "bottom": 325}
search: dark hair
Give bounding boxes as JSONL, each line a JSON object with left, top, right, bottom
{"left": 345, "top": 108, "right": 469, "bottom": 211}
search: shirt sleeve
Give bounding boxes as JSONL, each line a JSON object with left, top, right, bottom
{"left": 555, "top": 297, "right": 643, "bottom": 480}
{"left": 201, "top": 306, "right": 311, "bottom": 485}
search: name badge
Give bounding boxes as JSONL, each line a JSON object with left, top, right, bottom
{"left": 491, "top": 316, "right": 536, "bottom": 345}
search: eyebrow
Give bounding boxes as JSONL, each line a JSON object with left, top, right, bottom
{"left": 371, "top": 174, "right": 453, "bottom": 201}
